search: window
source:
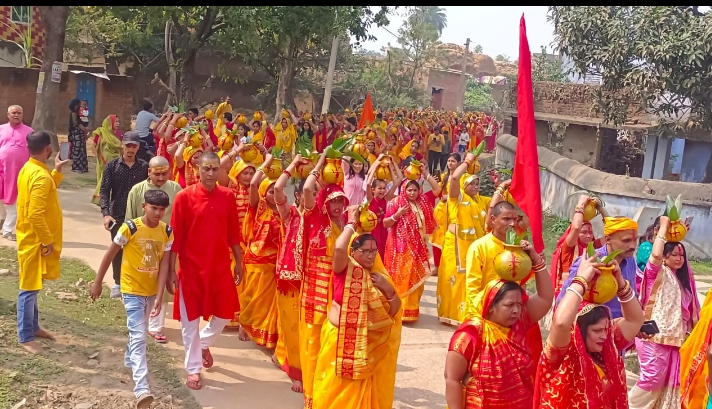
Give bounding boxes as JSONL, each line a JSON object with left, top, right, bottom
{"left": 11, "top": 6, "right": 31, "bottom": 24}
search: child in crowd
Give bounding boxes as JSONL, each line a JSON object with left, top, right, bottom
{"left": 90, "top": 189, "right": 173, "bottom": 409}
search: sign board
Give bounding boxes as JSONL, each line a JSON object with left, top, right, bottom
{"left": 51, "top": 61, "right": 62, "bottom": 83}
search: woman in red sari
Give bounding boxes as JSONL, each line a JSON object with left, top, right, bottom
{"left": 444, "top": 240, "right": 554, "bottom": 409}
{"left": 365, "top": 154, "right": 402, "bottom": 257}
{"left": 383, "top": 170, "right": 440, "bottom": 323}
{"left": 535, "top": 256, "right": 644, "bottom": 408}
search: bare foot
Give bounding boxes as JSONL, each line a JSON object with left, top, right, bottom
{"left": 34, "top": 328, "right": 55, "bottom": 340}
{"left": 270, "top": 354, "right": 281, "bottom": 369}
{"left": 20, "top": 340, "right": 43, "bottom": 354}
{"left": 291, "top": 380, "right": 304, "bottom": 393}
{"left": 238, "top": 326, "right": 249, "bottom": 342}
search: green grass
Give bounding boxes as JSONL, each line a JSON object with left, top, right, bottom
{"left": 0, "top": 246, "right": 199, "bottom": 409}
{"left": 49, "top": 155, "right": 98, "bottom": 189}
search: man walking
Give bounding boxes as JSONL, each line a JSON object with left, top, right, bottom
{"left": 125, "top": 155, "right": 181, "bottom": 342}
{"left": 100, "top": 131, "right": 149, "bottom": 298}
{"left": 16, "top": 131, "right": 69, "bottom": 353}
{"left": 169, "top": 152, "right": 242, "bottom": 390}
{"left": 0, "top": 105, "right": 33, "bottom": 240}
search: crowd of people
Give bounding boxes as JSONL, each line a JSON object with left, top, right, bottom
{"left": 2, "top": 98, "right": 711, "bottom": 409}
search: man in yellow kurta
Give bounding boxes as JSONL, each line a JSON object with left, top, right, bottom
{"left": 16, "top": 130, "right": 70, "bottom": 353}
{"left": 464, "top": 200, "right": 519, "bottom": 317}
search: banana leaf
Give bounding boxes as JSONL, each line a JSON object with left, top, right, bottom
{"left": 470, "top": 140, "right": 486, "bottom": 157}
{"left": 342, "top": 150, "right": 366, "bottom": 164}
{"left": 505, "top": 226, "right": 517, "bottom": 245}
{"left": 602, "top": 250, "right": 623, "bottom": 265}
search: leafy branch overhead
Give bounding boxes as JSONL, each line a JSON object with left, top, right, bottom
{"left": 548, "top": 6, "right": 712, "bottom": 136}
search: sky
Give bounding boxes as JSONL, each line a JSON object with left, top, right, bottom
{"left": 360, "top": 6, "right": 557, "bottom": 59}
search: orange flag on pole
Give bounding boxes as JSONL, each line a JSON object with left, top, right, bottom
{"left": 358, "top": 93, "right": 375, "bottom": 129}
{"left": 509, "top": 14, "right": 544, "bottom": 254}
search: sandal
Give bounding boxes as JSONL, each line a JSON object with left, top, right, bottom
{"left": 202, "top": 348, "right": 214, "bottom": 368}
{"left": 148, "top": 332, "right": 167, "bottom": 344}
{"left": 136, "top": 393, "right": 154, "bottom": 409}
{"left": 186, "top": 374, "right": 202, "bottom": 390}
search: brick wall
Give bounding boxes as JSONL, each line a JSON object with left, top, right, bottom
{"left": 0, "top": 6, "right": 45, "bottom": 60}
{"left": 504, "top": 82, "right": 644, "bottom": 118}
{"left": 426, "top": 69, "right": 466, "bottom": 111}
{"left": 0, "top": 67, "right": 135, "bottom": 134}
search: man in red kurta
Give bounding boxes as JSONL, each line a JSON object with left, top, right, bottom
{"left": 169, "top": 151, "right": 243, "bottom": 390}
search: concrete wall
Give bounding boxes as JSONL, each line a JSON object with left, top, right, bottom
{"left": 0, "top": 67, "right": 135, "bottom": 134}
{"left": 496, "top": 133, "right": 712, "bottom": 259}
{"left": 561, "top": 124, "right": 600, "bottom": 167}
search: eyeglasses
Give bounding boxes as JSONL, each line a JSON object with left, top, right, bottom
{"left": 354, "top": 248, "right": 378, "bottom": 257}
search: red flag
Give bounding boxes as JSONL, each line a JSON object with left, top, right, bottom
{"left": 510, "top": 14, "right": 544, "bottom": 254}
{"left": 358, "top": 93, "right": 375, "bottom": 129}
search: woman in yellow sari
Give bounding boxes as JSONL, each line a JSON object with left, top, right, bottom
{"left": 274, "top": 110, "right": 298, "bottom": 156}
{"left": 681, "top": 289, "right": 712, "bottom": 409}
{"left": 239, "top": 151, "right": 281, "bottom": 349}
{"left": 91, "top": 115, "right": 122, "bottom": 205}
{"left": 431, "top": 153, "right": 462, "bottom": 276}
{"left": 301, "top": 150, "right": 349, "bottom": 408}
{"left": 444, "top": 243, "right": 553, "bottom": 409}
{"left": 438, "top": 152, "right": 491, "bottom": 326}
{"left": 313, "top": 206, "right": 401, "bottom": 409}
{"left": 273, "top": 155, "right": 309, "bottom": 393}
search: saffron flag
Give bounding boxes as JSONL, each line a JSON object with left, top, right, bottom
{"left": 510, "top": 14, "right": 544, "bottom": 254}
{"left": 358, "top": 93, "right": 375, "bottom": 129}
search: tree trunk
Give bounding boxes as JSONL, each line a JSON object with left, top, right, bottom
{"left": 32, "top": 6, "right": 70, "bottom": 151}
{"left": 179, "top": 48, "right": 198, "bottom": 108}
{"left": 163, "top": 20, "right": 177, "bottom": 112}
{"left": 274, "top": 37, "right": 297, "bottom": 122}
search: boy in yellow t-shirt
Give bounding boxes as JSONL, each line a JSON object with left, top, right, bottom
{"left": 90, "top": 190, "right": 173, "bottom": 409}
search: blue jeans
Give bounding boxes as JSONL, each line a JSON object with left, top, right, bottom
{"left": 458, "top": 145, "right": 467, "bottom": 152}
{"left": 17, "top": 290, "right": 39, "bottom": 343}
{"left": 122, "top": 293, "right": 156, "bottom": 398}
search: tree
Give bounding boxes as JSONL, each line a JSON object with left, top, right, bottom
{"left": 409, "top": 6, "right": 447, "bottom": 36}
{"left": 473, "top": 44, "right": 483, "bottom": 54}
{"left": 495, "top": 54, "right": 510, "bottom": 62}
{"left": 532, "top": 46, "right": 569, "bottom": 83}
{"left": 548, "top": 6, "right": 712, "bottom": 134}
{"left": 464, "top": 77, "right": 496, "bottom": 112}
{"left": 32, "top": 6, "right": 70, "bottom": 151}
{"left": 390, "top": 7, "right": 442, "bottom": 90}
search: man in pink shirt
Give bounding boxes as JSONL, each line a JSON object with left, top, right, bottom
{"left": 0, "top": 105, "right": 33, "bottom": 241}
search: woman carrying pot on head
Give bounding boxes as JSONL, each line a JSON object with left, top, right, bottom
{"left": 535, "top": 256, "right": 645, "bottom": 408}
{"left": 430, "top": 153, "right": 462, "bottom": 277}
{"left": 444, "top": 238, "right": 553, "bottom": 408}
{"left": 312, "top": 206, "right": 401, "bottom": 409}
{"left": 383, "top": 165, "right": 441, "bottom": 323}
{"left": 437, "top": 151, "right": 491, "bottom": 326}
{"left": 629, "top": 215, "right": 701, "bottom": 408}
{"left": 299, "top": 150, "right": 349, "bottom": 408}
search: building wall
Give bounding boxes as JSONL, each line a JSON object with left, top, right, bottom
{"left": 561, "top": 124, "right": 600, "bottom": 167}
{"left": 0, "top": 67, "right": 134, "bottom": 134}
{"left": 0, "top": 6, "right": 45, "bottom": 66}
{"left": 426, "top": 69, "right": 466, "bottom": 111}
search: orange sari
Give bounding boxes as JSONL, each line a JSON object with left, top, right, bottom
{"left": 681, "top": 290, "right": 712, "bottom": 409}
{"left": 225, "top": 168, "right": 252, "bottom": 328}
{"left": 239, "top": 178, "right": 281, "bottom": 348}
{"left": 534, "top": 303, "right": 630, "bottom": 409}
{"left": 448, "top": 279, "right": 535, "bottom": 408}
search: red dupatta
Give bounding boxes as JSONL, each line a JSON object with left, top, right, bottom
{"left": 277, "top": 205, "right": 305, "bottom": 296}
{"left": 549, "top": 222, "right": 591, "bottom": 297}
{"left": 449, "top": 279, "right": 535, "bottom": 408}
{"left": 302, "top": 184, "right": 348, "bottom": 324}
{"left": 383, "top": 179, "right": 435, "bottom": 295}
{"left": 534, "top": 303, "right": 629, "bottom": 409}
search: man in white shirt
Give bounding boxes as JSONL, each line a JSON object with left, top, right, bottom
{"left": 458, "top": 129, "right": 470, "bottom": 152}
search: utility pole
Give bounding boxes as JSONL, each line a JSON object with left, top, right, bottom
{"left": 321, "top": 36, "right": 340, "bottom": 114}
{"left": 457, "top": 38, "right": 470, "bottom": 112}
